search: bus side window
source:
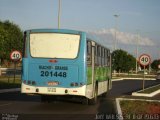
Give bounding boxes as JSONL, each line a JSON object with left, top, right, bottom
{"left": 98, "top": 46, "right": 102, "bottom": 66}
{"left": 102, "top": 47, "right": 105, "bottom": 66}
{"left": 95, "top": 45, "right": 98, "bottom": 66}
{"left": 104, "top": 49, "right": 107, "bottom": 66}
{"left": 107, "top": 50, "right": 110, "bottom": 66}
{"left": 87, "top": 41, "right": 92, "bottom": 65}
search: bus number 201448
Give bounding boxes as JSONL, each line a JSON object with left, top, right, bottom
{"left": 40, "top": 71, "right": 67, "bottom": 77}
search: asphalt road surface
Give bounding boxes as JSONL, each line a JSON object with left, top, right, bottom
{"left": 0, "top": 80, "right": 159, "bottom": 120}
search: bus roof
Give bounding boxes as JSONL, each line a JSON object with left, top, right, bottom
{"left": 25, "top": 29, "right": 84, "bottom": 35}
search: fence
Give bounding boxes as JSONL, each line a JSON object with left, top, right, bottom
{"left": 0, "top": 68, "right": 21, "bottom": 83}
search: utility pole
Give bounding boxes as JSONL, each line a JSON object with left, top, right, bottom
{"left": 113, "top": 14, "right": 120, "bottom": 51}
{"left": 136, "top": 31, "right": 139, "bottom": 74}
{"left": 58, "top": 0, "right": 61, "bottom": 29}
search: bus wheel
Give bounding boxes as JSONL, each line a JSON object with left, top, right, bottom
{"left": 41, "top": 95, "right": 48, "bottom": 102}
{"left": 102, "top": 79, "right": 109, "bottom": 97}
{"left": 102, "top": 92, "right": 107, "bottom": 97}
{"left": 89, "top": 86, "right": 98, "bottom": 105}
{"left": 82, "top": 97, "right": 89, "bottom": 105}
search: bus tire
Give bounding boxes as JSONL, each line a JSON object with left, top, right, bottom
{"left": 82, "top": 97, "right": 89, "bottom": 105}
{"left": 102, "top": 92, "right": 107, "bottom": 97}
{"left": 41, "top": 95, "right": 47, "bottom": 102}
{"left": 89, "top": 85, "right": 98, "bottom": 105}
{"left": 102, "top": 79, "right": 110, "bottom": 97}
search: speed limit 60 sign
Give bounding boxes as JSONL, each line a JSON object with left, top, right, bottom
{"left": 139, "top": 54, "right": 151, "bottom": 66}
{"left": 10, "top": 50, "right": 22, "bottom": 61}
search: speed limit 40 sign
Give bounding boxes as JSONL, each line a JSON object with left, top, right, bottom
{"left": 139, "top": 54, "right": 151, "bottom": 66}
{"left": 10, "top": 50, "right": 22, "bottom": 62}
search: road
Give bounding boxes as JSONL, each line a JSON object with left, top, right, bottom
{"left": 0, "top": 80, "right": 160, "bottom": 120}
{"left": 107, "top": 79, "right": 160, "bottom": 99}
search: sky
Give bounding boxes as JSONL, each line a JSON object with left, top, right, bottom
{"left": 0, "top": 0, "right": 160, "bottom": 60}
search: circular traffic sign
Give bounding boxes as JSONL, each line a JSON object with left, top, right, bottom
{"left": 139, "top": 54, "right": 151, "bottom": 66}
{"left": 10, "top": 50, "right": 22, "bottom": 61}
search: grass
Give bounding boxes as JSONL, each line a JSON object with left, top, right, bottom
{"left": 112, "top": 73, "right": 156, "bottom": 79}
{"left": 138, "top": 84, "right": 160, "bottom": 94}
{"left": 0, "top": 76, "right": 21, "bottom": 89}
{"left": 120, "top": 100, "right": 160, "bottom": 119}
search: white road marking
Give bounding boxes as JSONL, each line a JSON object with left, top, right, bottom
{"left": 0, "top": 103, "right": 12, "bottom": 107}
{"left": 0, "top": 88, "right": 20, "bottom": 93}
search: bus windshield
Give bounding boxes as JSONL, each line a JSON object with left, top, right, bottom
{"left": 30, "top": 33, "right": 80, "bottom": 59}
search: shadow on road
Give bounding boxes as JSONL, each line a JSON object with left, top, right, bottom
{"left": 96, "top": 95, "right": 118, "bottom": 120}
{"left": 0, "top": 92, "right": 41, "bottom": 102}
{"left": 0, "top": 80, "right": 159, "bottom": 103}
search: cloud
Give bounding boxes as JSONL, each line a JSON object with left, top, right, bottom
{"left": 88, "top": 28, "right": 155, "bottom": 46}
{"left": 86, "top": 28, "right": 159, "bottom": 60}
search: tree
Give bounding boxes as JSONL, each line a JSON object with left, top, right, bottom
{"left": 0, "top": 20, "right": 23, "bottom": 65}
{"left": 151, "top": 59, "right": 160, "bottom": 71}
{"left": 112, "top": 49, "right": 136, "bottom": 73}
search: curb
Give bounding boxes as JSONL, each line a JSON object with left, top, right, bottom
{"left": 116, "top": 98, "right": 123, "bottom": 120}
{"left": 132, "top": 84, "right": 160, "bottom": 97}
{"left": 115, "top": 98, "right": 160, "bottom": 120}
{"left": 0, "top": 88, "right": 20, "bottom": 93}
{"left": 112, "top": 78, "right": 156, "bottom": 82}
{"left": 112, "top": 78, "right": 123, "bottom": 81}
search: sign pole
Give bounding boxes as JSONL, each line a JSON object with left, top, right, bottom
{"left": 13, "top": 61, "right": 16, "bottom": 83}
{"left": 139, "top": 54, "right": 151, "bottom": 91}
{"left": 143, "top": 65, "right": 145, "bottom": 90}
{"left": 58, "top": 0, "right": 61, "bottom": 29}
{"left": 10, "top": 50, "right": 22, "bottom": 84}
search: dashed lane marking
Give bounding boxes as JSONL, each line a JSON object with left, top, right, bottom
{"left": 0, "top": 88, "right": 20, "bottom": 93}
{"left": 0, "top": 103, "right": 12, "bottom": 107}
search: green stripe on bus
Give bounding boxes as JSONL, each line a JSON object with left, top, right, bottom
{"left": 87, "top": 66, "right": 111, "bottom": 84}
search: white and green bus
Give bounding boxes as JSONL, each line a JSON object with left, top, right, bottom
{"left": 21, "top": 29, "right": 112, "bottom": 105}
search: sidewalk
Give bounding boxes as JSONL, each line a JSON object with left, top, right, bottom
{"left": 112, "top": 77, "right": 156, "bottom": 81}
{"left": 112, "top": 78, "right": 160, "bottom": 99}
{"left": 116, "top": 95, "right": 160, "bottom": 120}
{"left": 121, "top": 93, "right": 160, "bottom": 101}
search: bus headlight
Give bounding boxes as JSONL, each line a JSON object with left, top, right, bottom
{"left": 24, "top": 80, "right": 36, "bottom": 85}
{"left": 80, "top": 82, "right": 84, "bottom": 87}
{"left": 70, "top": 82, "right": 75, "bottom": 87}
{"left": 70, "top": 82, "right": 78, "bottom": 87}
{"left": 70, "top": 82, "right": 84, "bottom": 87}
{"left": 23, "top": 80, "right": 26, "bottom": 84}
{"left": 28, "top": 80, "right": 31, "bottom": 85}
{"left": 32, "top": 81, "right": 36, "bottom": 85}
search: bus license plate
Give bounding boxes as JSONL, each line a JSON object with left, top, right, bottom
{"left": 48, "top": 81, "right": 59, "bottom": 86}
{"left": 47, "top": 88, "right": 56, "bottom": 92}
